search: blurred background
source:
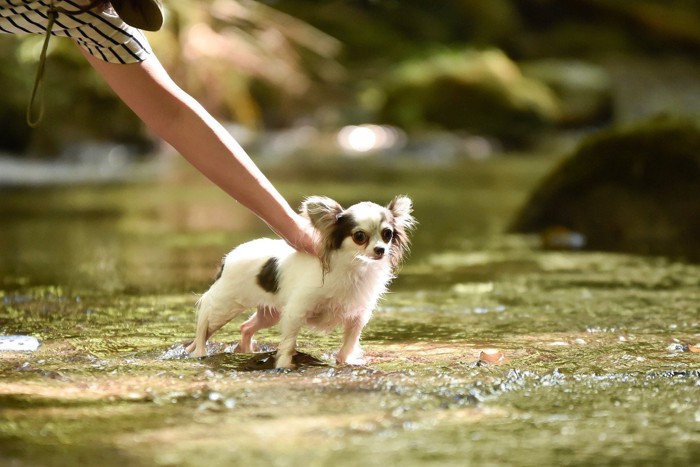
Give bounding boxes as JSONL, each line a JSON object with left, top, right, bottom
{"left": 1, "top": 0, "right": 699, "bottom": 158}
{"left": 2, "top": 0, "right": 700, "bottom": 285}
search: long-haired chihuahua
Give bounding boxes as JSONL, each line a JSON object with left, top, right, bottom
{"left": 185, "top": 195, "right": 416, "bottom": 368}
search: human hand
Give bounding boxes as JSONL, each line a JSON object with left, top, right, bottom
{"left": 276, "top": 213, "right": 320, "bottom": 256}
{"left": 292, "top": 214, "right": 321, "bottom": 256}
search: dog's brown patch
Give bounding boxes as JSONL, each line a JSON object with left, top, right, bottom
{"left": 256, "top": 257, "right": 280, "bottom": 294}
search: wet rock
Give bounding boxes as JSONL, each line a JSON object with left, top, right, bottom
{"left": 510, "top": 116, "right": 700, "bottom": 261}
{"left": 240, "top": 351, "right": 328, "bottom": 371}
{"left": 372, "top": 49, "right": 559, "bottom": 145}
{"left": 540, "top": 226, "right": 586, "bottom": 250}
{"left": 0, "top": 335, "right": 40, "bottom": 352}
{"left": 478, "top": 349, "right": 505, "bottom": 365}
{"left": 666, "top": 343, "right": 700, "bottom": 353}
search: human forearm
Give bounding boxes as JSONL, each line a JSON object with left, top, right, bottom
{"left": 81, "top": 50, "right": 316, "bottom": 252}
{"left": 157, "top": 91, "right": 300, "bottom": 238}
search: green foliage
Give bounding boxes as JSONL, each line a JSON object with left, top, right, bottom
{"left": 0, "top": 0, "right": 341, "bottom": 156}
{"left": 152, "top": 0, "right": 342, "bottom": 128}
{"left": 0, "top": 36, "right": 33, "bottom": 153}
{"left": 2, "top": 0, "right": 700, "bottom": 156}
{"left": 0, "top": 34, "right": 152, "bottom": 157}
{"left": 371, "top": 49, "right": 559, "bottom": 144}
{"left": 273, "top": 0, "right": 522, "bottom": 65}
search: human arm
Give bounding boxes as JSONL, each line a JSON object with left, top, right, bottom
{"left": 79, "top": 49, "right": 317, "bottom": 254}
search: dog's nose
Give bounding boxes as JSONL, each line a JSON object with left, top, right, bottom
{"left": 374, "top": 246, "right": 385, "bottom": 257}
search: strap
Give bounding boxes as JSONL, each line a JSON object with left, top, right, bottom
{"left": 26, "top": 0, "right": 107, "bottom": 128}
{"left": 26, "top": 4, "right": 59, "bottom": 128}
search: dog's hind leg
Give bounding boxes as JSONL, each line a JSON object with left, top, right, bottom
{"left": 185, "top": 296, "right": 211, "bottom": 357}
{"left": 238, "top": 306, "right": 280, "bottom": 353}
{"left": 186, "top": 290, "right": 246, "bottom": 357}
{"left": 185, "top": 311, "right": 209, "bottom": 358}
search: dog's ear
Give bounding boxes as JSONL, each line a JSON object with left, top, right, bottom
{"left": 387, "top": 195, "right": 417, "bottom": 271}
{"left": 388, "top": 195, "right": 413, "bottom": 223}
{"left": 301, "top": 197, "right": 344, "bottom": 274}
{"left": 301, "top": 196, "right": 344, "bottom": 230}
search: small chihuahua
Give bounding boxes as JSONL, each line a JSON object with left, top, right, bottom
{"left": 186, "top": 195, "right": 415, "bottom": 368}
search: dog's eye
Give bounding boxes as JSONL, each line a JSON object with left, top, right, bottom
{"left": 381, "top": 228, "right": 394, "bottom": 243}
{"left": 352, "top": 231, "right": 368, "bottom": 245}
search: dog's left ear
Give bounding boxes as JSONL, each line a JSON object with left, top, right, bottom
{"left": 387, "top": 195, "right": 417, "bottom": 270}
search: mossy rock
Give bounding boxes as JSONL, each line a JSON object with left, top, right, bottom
{"left": 510, "top": 116, "right": 700, "bottom": 261}
{"left": 371, "top": 49, "right": 560, "bottom": 145}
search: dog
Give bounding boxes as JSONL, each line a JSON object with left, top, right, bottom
{"left": 185, "top": 195, "right": 415, "bottom": 368}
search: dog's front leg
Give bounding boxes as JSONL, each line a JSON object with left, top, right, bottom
{"left": 275, "top": 310, "right": 304, "bottom": 369}
{"left": 336, "top": 318, "right": 367, "bottom": 366}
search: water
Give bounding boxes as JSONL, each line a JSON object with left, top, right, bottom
{"left": 1, "top": 154, "right": 699, "bottom": 466}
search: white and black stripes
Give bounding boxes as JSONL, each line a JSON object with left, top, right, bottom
{"left": 0, "top": 0, "right": 151, "bottom": 64}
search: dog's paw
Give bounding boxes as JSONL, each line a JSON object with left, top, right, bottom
{"left": 185, "top": 343, "right": 207, "bottom": 358}
{"left": 235, "top": 340, "right": 256, "bottom": 353}
{"left": 336, "top": 354, "right": 367, "bottom": 366}
{"left": 274, "top": 352, "right": 296, "bottom": 369}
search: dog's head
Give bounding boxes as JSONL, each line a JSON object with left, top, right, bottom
{"left": 301, "top": 195, "right": 416, "bottom": 273}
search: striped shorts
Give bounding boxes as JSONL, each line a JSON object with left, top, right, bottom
{"left": 0, "top": 0, "right": 152, "bottom": 64}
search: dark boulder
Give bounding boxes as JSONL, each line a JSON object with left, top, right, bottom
{"left": 510, "top": 116, "right": 700, "bottom": 261}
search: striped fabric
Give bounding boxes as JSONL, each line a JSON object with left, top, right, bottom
{"left": 0, "top": 0, "right": 152, "bottom": 63}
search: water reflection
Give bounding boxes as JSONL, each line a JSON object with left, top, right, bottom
{"left": 0, "top": 154, "right": 546, "bottom": 292}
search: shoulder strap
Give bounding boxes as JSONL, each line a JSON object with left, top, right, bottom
{"left": 26, "top": 0, "right": 164, "bottom": 127}
{"left": 26, "top": 3, "right": 60, "bottom": 128}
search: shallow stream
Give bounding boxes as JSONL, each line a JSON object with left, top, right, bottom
{"left": 1, "top": 153, "right": 698, "bottom": 466}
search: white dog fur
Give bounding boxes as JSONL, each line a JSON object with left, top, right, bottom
{"left": 185, "top": 195, "right": 416, "bottom": 368}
